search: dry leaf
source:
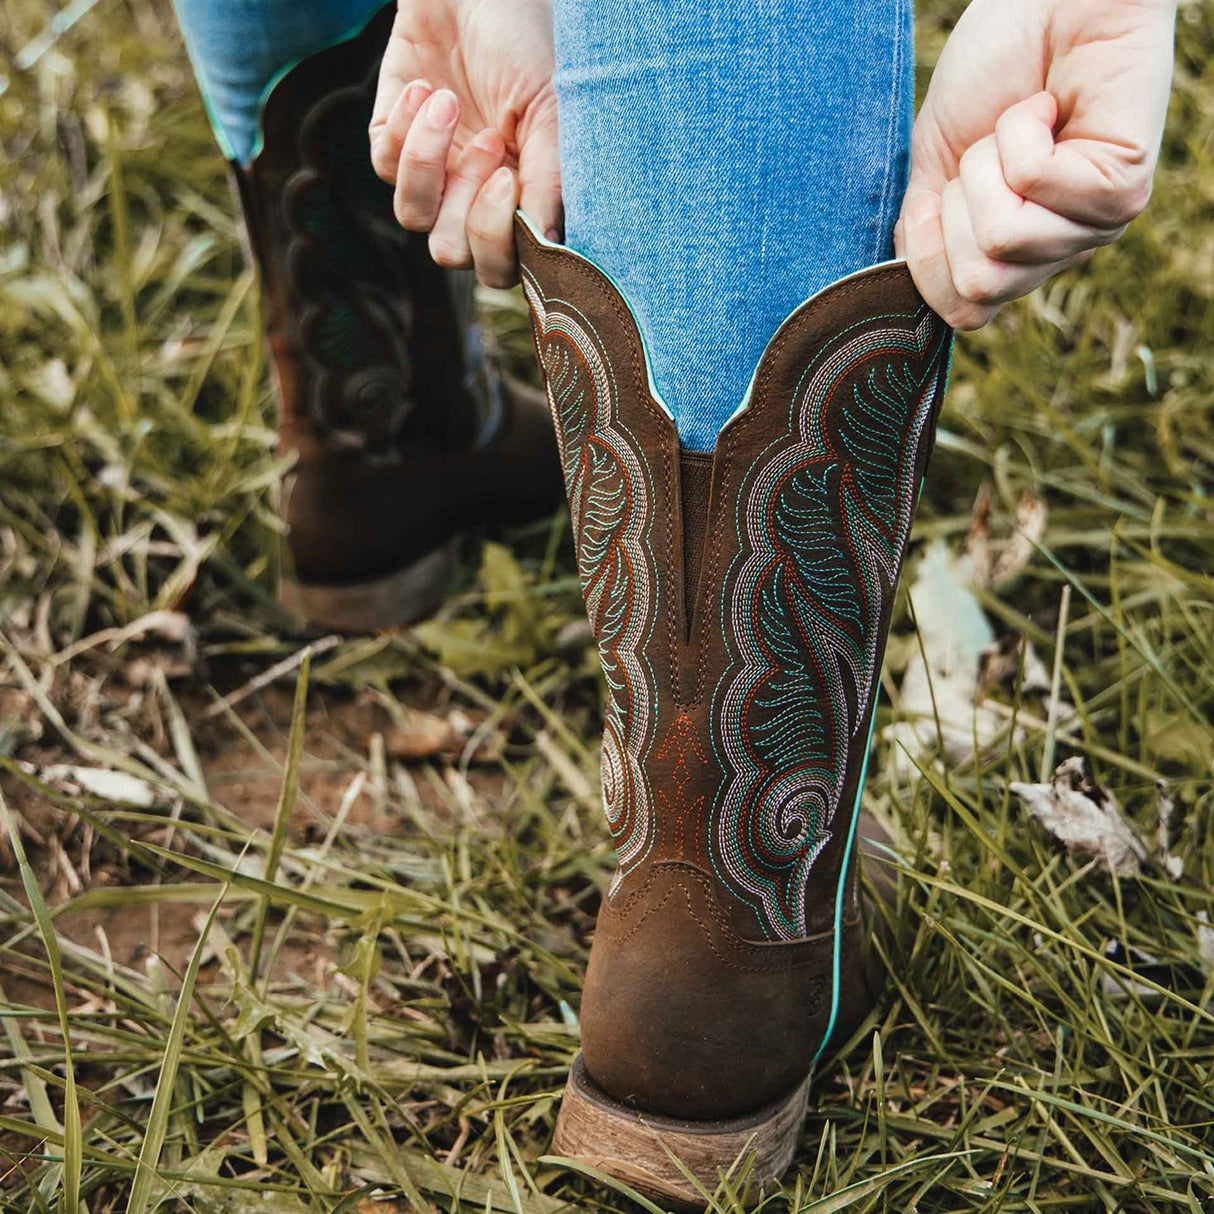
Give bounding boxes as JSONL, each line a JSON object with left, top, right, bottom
{"left": 41, "top": 765, "right": 157, "bottom": 807}
{"left": 964, "top": 485, "right": 1048, "bottom": 589}
{"left": 1009, "top": 757, "right": 1147, "bottom": 876}
{"left": 1196, "top": 912, "right": 1214, "bottom": 969}
{"left": 887, "top": 539, "right": 1071, "bottom": 777}
{"left": 990, "top": 493, "right": 1047, "bottom": 585}
{"left": 1155, "top": 782, "right": 1184, "bottom": 880}
{"left": 886, "top": 539, "right": 998, "bottom": 775}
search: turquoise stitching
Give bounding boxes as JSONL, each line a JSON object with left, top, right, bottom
{"left": 814, "top": 702, "right": 879, "bottom": 1066}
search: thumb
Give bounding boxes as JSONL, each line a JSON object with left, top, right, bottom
{"left": 897, "top": 115, "right": 954, "bottom": 257}
{"left": 517, "top": 106, "right": 563, "bottom": 241}
{"left": 996, "top": 90, "right": 1148, "bottom": 228}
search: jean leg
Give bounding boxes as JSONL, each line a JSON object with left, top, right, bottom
{"left": 172, "top": 0, "right": 386, "bottom": 163}
{"left": 552, "top": 0, "right": 914, "bottom": 451}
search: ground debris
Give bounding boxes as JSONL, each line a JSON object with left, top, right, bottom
{"left": 1155, "top": 781, "right": 1185, "bottom": 880}
{"left": 1009, "top": 757, "right": 1147, "bottom": 876}
{"left": 384, "top": 707, "right": 504, "bottom": 765}
{"left": 965, "top": 483, "right": 1047, "bottom": 588}
{"left": 39, "top": 763, "right": 157, "bottom": 807}
{"left": 885, "top": 522, "right": 1065, "bottom": 776}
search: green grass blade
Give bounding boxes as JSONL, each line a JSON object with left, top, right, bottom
{"left": 0, "top": 788, "right": 83, "bottom": 1214}
{"left": 124, "top": 885, "right": 228, "bottom": 1214}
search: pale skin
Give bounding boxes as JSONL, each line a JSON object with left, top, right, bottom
{"left": 369, "top": 0, "right": 1177, "bottom": 328}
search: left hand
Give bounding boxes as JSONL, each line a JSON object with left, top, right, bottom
{"left": 896, "top": 0, "right": 1177, "bottom": 330}
{"left": 369, "top": 0, "right": 560, "bottom": 287}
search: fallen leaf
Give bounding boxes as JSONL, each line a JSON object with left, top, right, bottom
{"left": 385, "top": 709, "right": 456, "bottom": 762}
{"left": 1155, "top": 781, "right": 1184, "bottom": 880}
{"left": 990, "top": 492, "right": 1047, "bottom": 586}
{"left": 886, "top": 539, "right": 998, "bottom": 775}
{"left": 976, "top": 635, "right": 1051, "bottom": 698}
{"left": 1009, "top": 757, "right": 1146, "bottom": 876}
{"left": 887, "top": 539, "right": 1071, "bottom": 777}
{"left": 1196, "top": 912, "right": 1214, "bottom": 969}
{"left": 1100, "top": 940, "right": 1167, "bottom": 1000}
{"left": 964, "top": 484, "right": 1048, "bottom": 589}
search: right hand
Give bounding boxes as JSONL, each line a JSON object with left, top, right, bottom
{"left": 895, "top": 0, "right": 1175, "bottom": 329}
{"left": 369, "top": 0, "right": 561, "bottom": 287}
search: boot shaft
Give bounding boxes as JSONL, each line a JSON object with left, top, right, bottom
{"left": 223, "top": 5, "right": 567, "bottom": 610}
{"left": 234, "top": 3, "right": 491, "bottom": 464}
{"left": 517, "top": 216, "right": 952, "bottom": 944}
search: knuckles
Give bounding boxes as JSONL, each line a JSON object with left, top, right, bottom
{"left": 952, "top": 259, "right": 1008, "bottom": 306}
{"left": 1103, "top": 176, "right": 1153, "bottom": 228}
{"left": 939, "top": 298, "right": 998, "bottom": 331}
{"left": 972, "top": 213, "right": 1025, "bottom": 261}
{"left": 1002, "top": 152, "right": 1153, "bottom": 230}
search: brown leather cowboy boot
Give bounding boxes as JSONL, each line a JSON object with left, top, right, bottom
{"left": 233, "top": 5, "right": 562, "bottom": 632}
{"left": 515, "top": 215, "right": 952, "bottom": 1208}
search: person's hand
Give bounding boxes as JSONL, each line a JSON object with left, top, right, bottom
{"left": 369, "top": 0, "right": 560, "bottom": 287}
{"left": 896, "top": 0, "right": 1176, "bottom": 329}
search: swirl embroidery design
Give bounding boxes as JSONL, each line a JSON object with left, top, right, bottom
{"left": 713, "top": 306, "right": 948, "bottom": 940}
{"left": 281, "top": 76, "right": 417, "bottom": 459}
{"left": 522, "top": 277, "right": 659, "bottom": 892}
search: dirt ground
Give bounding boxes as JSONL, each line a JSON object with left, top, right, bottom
{"left": 0, "top": 651, "right": 508, "bottom": 1009}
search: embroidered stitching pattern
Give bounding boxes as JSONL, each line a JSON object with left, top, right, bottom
{"left": 280, "top": 68, "right": 417, "bottom": 461}
{"left": 518, "top": 226, "right": 951, "bottom": 944}
{"left": 522, "top": 273, "right": 659, "bottom": 891}
{"left": 712, "top": 306, "right": 948, "bottom": 939}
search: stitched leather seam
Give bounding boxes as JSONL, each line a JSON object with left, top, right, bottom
{"left": 601, "top": 863, "right": 858, "bottom": 973}
{"left": 602, "top": 881, "right": 824, "bottom": 974}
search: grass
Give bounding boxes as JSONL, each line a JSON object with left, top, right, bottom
{"left": 1, "top": 0, "right": 1213, "bottom": 1210}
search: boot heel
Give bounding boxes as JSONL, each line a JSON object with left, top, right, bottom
{"left": 552, "top": 1055, "right": 809, "bottom": 1211}
{"left": 279, "top": 538, "right": 460, "bottom": 633}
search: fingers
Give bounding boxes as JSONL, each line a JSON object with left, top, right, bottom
{"left": 393, "top": 88, "right": 460, "bottom": 232}
{"left": 517, "top": 104, "right": 563, "bottom": 241}
{"left": 958, "top": 135, "right": 1121, "bottom": 265}
{"left": 428, "top": 129, "right": 507, "bottom": 268}
{"left": 941, "top": 176, "right": 1088, "bottom": 308}
{"left": 371, "top": 78, "right": 432, "bottom": 184}
{"left": 899, "top": 91, "right": 1138, "bottom": 329}
{"left": 368, "top": 8, "right": 420, "bottom": 180}
{"left": 901, "top": 190, "right": 999, "bottom": 331}
{"left": 995, "top": 92, "right": 1153, "bottom": 229}
{"left": 468, "top": 167, "right": 522, "bottom": 287}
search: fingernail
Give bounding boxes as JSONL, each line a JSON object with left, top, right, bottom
{"left": 545, "top": 227, "right": 561, "bottom": 242}
{"left": 403, "top": 79, "right": 432, "bottom": 109}
{"left": 426, "top": 90, "right": 458, "bottom": 128}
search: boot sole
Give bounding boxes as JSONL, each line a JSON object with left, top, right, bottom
{"left": 552, "top": 1054, "right": 808, "bottom": 1211}
{"left": 279, "top": 539, "right": 459, "bottom": 633}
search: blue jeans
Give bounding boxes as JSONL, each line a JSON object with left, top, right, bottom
{"left": 173, "top": 0, "right": 912, "bottom": 449}
{"left": 171, "top": 0, "right": 385, "bottom": 162}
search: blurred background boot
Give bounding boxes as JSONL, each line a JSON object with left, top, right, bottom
{"left": 233, "top": 5, "right": 562, "bottom": 632}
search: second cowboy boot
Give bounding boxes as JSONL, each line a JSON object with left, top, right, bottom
{"left": 516, "top": 216, "right": 952, "bottom": 1208}
{"left": 234, "top": 6, "right": 562, "bottom": 632}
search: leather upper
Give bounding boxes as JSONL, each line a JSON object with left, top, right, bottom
{"left": 517, "top": 216, "right": 952, "bottom": 1117}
